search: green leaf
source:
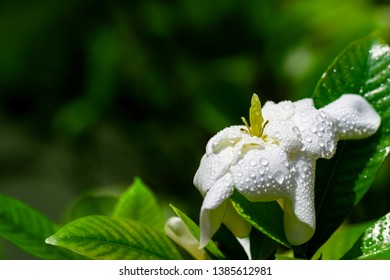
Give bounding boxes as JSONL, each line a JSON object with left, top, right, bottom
{"left": 342, "top": 212, "right": 390, "bottom": 260}
{"left": 305, "top": 34, "right": 390, "bottom": 257}
{"left": 65, "top": 192, "right": 118, "bottom": 221}
{"left": 249, "top": 228, "right": 278, "bottom": 260}
{"left": 112, "top": 177, "right": 165, "bottom": 231}
{"left": 275, "top": 254, "right": 304, "bottom": 260}
{"left": 313, "top": 221, "right": 374, "bottom": 260}
{"left": 46, "top": 215, "right": 183, "bottom": 260}
{"left": 230, "top": 192, "right": 304, "bottom": 255}
{"left": 0, "top": 194, "right": 80, "bottom": 260}
{"left": 169, "top": 204, "right": 225, "bottom": 259}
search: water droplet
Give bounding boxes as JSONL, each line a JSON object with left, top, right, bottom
{"left": 318, "top": 140, "right": 325, "bottom": 148}
{"left": 249, "top": 159, "right": 257, "bottom": 167}
{"left": 249, "top": 171, "right": 256, "bottom": 178}
{"left": 309, "top": 125, "right": 317, "bottom": 133}
{"left": 305, "top": 136, "right": 312, "bottom": 143}
{"left": 245, "top": 177, "right": 250, "bottom": 183}
{"left": 237, "top": 171, "right": 243, "bottom": 177}
{"left": 292, "top": 126, "right": 300, "bottom": 135}
{"left": 283, "top": 160, "right": 289, "bottom": 167}
{"left": 327, "top": 140, "right": 335, "bottom": 151}
{"left": 316, "top": 114, "right": 324, "bottom": 122}
{"left": 317, "top": 124, "right": 325, "bottom": 132}
{"left": 258, "top": 167, "right": 265, "bottom": 175}
{"left": 260, "top": 158, "right": 269, "bottom": 166}
{"left": 273, "top": 171, "right": 285, "bottom": 184}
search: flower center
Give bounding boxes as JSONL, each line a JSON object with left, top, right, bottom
{"left": 241, "top": 94, "right": 269, "bottom": 141}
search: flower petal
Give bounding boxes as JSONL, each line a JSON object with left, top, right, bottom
{"left": 322, "top": 94, "right": 381, "bottom": 139}
{"left": 291, "top": 104, "right": 338, "bottom": 159}
{"left": 231, "top": 144, "right": 292, "bottom": 201}
{"left": 206, "top": 126, "right": 249, "bottom": 155}
{"left": 199, "top": 173, "right": 235, "bottom": 247}
{"left": 194, "top": 148, "right": 234, "bottom": 195}
{"left": 222, "top": 200, "right": 252, "bottom": 238}
{"left": 283, "top": 155, "right": 316, "bottom": 245}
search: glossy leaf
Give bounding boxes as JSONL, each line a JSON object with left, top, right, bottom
{"left": 0, "top": 194, "right": 79, "bottom": 260}
{"left": 304, "top": 34, "right": 390, "bottom": 257}
{"left": 230, "top": 192, "right": 303, "bottom": 255}
{"left": 112, "top": 177, "right": 165, "bottom": 231}
{"left": 342, "top": 212, "right": 390, "bottom": 259}
{"left": 170, "top": 204, "right": 225, "bottom": 259}
{"left": 46, "top": 215, "right": 183, "bottom": 260}
{"left": 249, "top": 228, "right": 278, "bottom": 260}
{"left": 65, "top": 192, "right": 118, "bottom": 221}
{"left": 313, "top": 221, "right": 374, "bottom": 260}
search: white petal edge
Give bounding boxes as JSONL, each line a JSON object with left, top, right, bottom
{"left": 199, "top": 173, "right": 235, "bottom": 248}
{"left": 322, "top": 94, "right": 381, "bottom": 139}
{"left": 283, "top": 155, "right": 316, "bottom": 245}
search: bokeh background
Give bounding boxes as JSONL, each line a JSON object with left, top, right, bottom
{"left": 1, "top": 0, "right": 390, "bottom": 259}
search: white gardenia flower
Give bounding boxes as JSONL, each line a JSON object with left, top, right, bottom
{"left": 194, "top": 94, "right": 381, "bottom": 247}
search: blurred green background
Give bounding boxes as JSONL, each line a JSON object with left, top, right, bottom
{"left": 1, "top": 0, "right": 390, "bottom": 259}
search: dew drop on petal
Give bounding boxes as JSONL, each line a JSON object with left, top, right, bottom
{"left": 316, "top": 114, "right": 324, "bottom": 122}
{"left": 273, "top": 171, "right": 285, "bottom": 184}
{"left": 317, "top": 123, "right": 325, "bottom": 132}
{"left": 305, "top": 136, "right": 312, "bottom": 143}
{"left": 327, "top": 140, "right": 335, "bottom": 151}
{"left": 260, "top": 158, "right": 269, "bottom": 166}
{"left": 292, "top": 126, "right": 300, "bottom": 135}
{"left": 309, "top": 125, "right": 317, "bottom": 133}
{"left": 258, "top": 167, "right": 265, "bottom": 175}
{"left": 249, "top": 159, "right": 257, "bottom": 167}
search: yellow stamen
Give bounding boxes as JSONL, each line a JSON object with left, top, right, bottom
{"left": 241, "top": 94, "right": 266, "bottom": 138}
{"left": 249, "top": 94, "right": 264, "bottom": 137}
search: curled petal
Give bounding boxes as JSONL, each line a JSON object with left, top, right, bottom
{"left": 199, "top": 173, "right": 235, "bottom": 247}
{"left": 322, "top": 94, "right": 381, "bottom": 139}
{"left": 194, "top": 147, "right": 234, "bottom": 195}
{"left": 283, "top": 155, "right": 316, "bottom": 245}
{"left": 206, "top": 126, "right": 249, "bottom": 155}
